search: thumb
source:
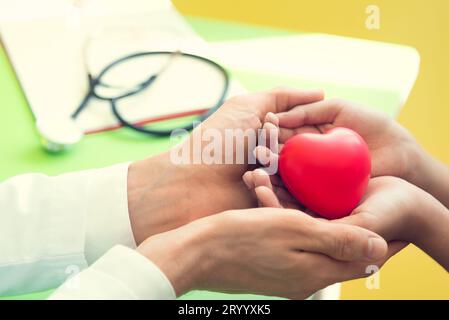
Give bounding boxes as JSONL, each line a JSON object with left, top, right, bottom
{"left": 276, "top": 99, "right": 343, "bottom": 129}
{"left": 297, "top": 218, "right": 388, "bottom": 262}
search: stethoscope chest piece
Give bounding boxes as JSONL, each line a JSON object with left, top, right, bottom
{"left": 36, "top": 115, "right": 84, "bottom": 153}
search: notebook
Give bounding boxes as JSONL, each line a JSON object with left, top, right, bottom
{"left": 0, "top": 0, "right": 246, "bottom": 136}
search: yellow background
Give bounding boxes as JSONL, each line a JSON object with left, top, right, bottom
{"left": 172, "top": 0, "right": 449, "bottom": 299}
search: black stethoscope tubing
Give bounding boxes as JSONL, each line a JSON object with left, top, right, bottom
{"left": 71, "top": 51, "right": 230, "bottom": 136}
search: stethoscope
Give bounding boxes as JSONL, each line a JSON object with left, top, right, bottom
{"left": 36, "top": 50, "right": 230, "bottom": 152}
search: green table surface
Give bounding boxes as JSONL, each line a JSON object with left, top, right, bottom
{"left": 0, "top": 16, "right": 400, "bottom": 300}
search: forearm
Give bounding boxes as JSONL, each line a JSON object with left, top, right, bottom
{"left": 136, "top": 218, "right": 214, "bottom": 296}
{"left": 413, "top": 193, "right": 449, "bottom": 271}
{"left": 127, "top": 152, "right": 253, "bottom": 244}
{"left": 411, "top": 146, "right": 449, "bottom": 209}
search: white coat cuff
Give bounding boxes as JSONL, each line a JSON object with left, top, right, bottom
{"left": 84, "top": 163, "right": 136, "bottom": 264}
{"left": 50, "top": 245, "right": 176, "bottom": 300}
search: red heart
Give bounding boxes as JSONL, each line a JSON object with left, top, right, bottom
{"left": 279, "top": 127, "right": 371, "bottom": 219}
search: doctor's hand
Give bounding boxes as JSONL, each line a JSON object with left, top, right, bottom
{"left": 245, "top": 168, "right": 449, "bottom": 270}
{"left": 128, "top": 88, "right": 324, "bottom": 244}
{"left": 245, "top": 168, "right": 418, "bottom": 243}
{"left": 189, "top": 87, "right": 324, "bottom": 198}
{"left": 136, "top": 208, "right": 401, "bottom": 299}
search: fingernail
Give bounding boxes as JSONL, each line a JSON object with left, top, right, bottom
{"left": 252, "top": 148, "right": 258, "bottom": 159}
{"left": 365, "top": 237, "right": 387, "bottom": 261}
{"left": 265, "top": 112, "right": 279, "bottom": 126}
{"left": 242, "top": 177, "right": 252, "bottom": 189}
{"left": 264, "top": 122, "right": 277, "bottom": 131}
{"left": 242, "top": 172, "right": 253, "bottom": 189}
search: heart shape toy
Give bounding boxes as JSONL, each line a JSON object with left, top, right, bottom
{"left": 279, "top": 127, "right": 371, "bottom": 219}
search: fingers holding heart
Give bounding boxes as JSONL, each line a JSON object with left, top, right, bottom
{"left": 253, "top": 170, "right": 283, "bottom": 209}
{"left": 278, "top": 126, "right": 321, "bottom": 144}
{"left": 243, "top": 169, "right": 280, "bottom": 208}
{"left": 259, "top": 117, "right": 280, "bottom": 156}
{"left": 245, "top": 113, "right": 306, "bottom": 209}
{"left": 254, "top": 145, "right": 279, "bottom": 168}
{"left": 276, "top": 99, "right": 342, "bottom": 129}
{"left": 242, "top": 170, "right": 256, "bottom": 190}
{"left": 264, "top": 112, "right": 279, "bottom": 127}
{"left": 244, "top": 168, "right": 303, "bottom": 210}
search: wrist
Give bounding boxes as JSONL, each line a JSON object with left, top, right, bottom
{"left": 405, "top": 144, "right": 440, "bottom": 195}
{"left": 128, "top": 152, "right": 254, "bottom": 244}
{"left": 136, "top": 218, "right": 215, "bottom": 296}
{"left": 407, "top": 144, "right": 449, "bottom": 207}
{"left": 410, "top": 191, "right": 449, "bottom": 270}
{"left": 127, "top": 152, "right": 197, "bottom": 244}
{"left": 411, "top": 190, "right": 446, "bottom": 246}
{"left": 403, "top": 143, "right": 426, "bottom": 185}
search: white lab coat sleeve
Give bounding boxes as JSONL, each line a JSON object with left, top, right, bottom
{"left": 0, "top": 163, "right": 136, "bottom": 296}
{"left": 49, "top": 245, "right": 176, "bottom": 300}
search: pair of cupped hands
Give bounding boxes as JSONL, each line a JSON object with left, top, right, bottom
{"left": 134, "top": 88, "right": 445, "bottom": 299}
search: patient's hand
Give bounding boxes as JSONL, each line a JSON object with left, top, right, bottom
{"left": 243, "top": 141, "right": 445, "bottom": 265}
{"left": 275, "top": 99, "right": 421, "bottom": 188}
{"left": 242, "top": 113, "right": 304, "bottom": 210}
{"left": 337, "top": 177, "right": 449, "bottom": 271}
{"left": 242, "top": 113, "right": 410, "bottom": 243}
{"left": 241, "top": 115, "right": 414, "bottom": 241}
{"left": 244, "top": 104, "right": 449, "bottom": 271}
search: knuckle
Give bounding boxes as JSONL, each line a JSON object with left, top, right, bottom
{"left": 286, "top": 211, "right": 313, "bottom": 228}
{"left": 335, "top": 230, "right": 356, "bottom": 259}
{"left": 269, "top": 87, "right": 287, "bottom": 109}
{"left": 346, "top": 210, "right": 378, "bottom": 231}
{"left": 297, "top": 107, "right": 308, "bottom": 122}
